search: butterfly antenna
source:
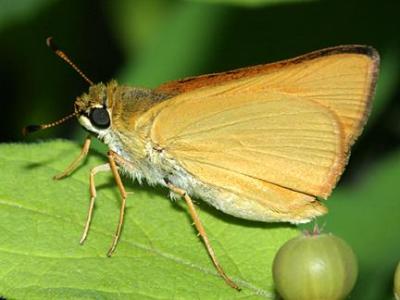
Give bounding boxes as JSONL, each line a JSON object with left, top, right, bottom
{"left": 22, "top": 111, "right": 78, "bottom": 136}
{"left": 46, "top": 36, "right": 94, "bottom": 86}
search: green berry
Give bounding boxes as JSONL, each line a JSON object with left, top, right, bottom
{"left": 273, "top": 232, "right": 358, "bottom": 300}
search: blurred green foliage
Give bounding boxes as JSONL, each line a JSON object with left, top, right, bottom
{"left": 0, "top": 0, "right": 399, "bottom": 299}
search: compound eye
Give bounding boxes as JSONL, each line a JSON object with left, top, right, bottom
{"left": 89, "top": 107, "right": 110, "bottom": 128}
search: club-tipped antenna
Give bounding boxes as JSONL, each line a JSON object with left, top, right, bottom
{"left": 46, "top": 37, "right": 94, "bottom": 86}
{"left": 22, "top": 111, "right": 77, "bottom": 136}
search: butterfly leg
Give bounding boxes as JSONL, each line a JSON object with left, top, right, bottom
{"left": 80, "top": 162, "right": 111, "bottom": 244}
{"left": 106, "top": 150, "right": 128, "bottom": 257}
{"left": 54, "top": 135, "right": 91, "bottom": 180}
{"left": 167, "top": 183, "right": 240, "bottom": 291}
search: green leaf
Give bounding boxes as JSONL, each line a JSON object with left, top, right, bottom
{"left": 0, "top": 140, "right": 298, "bottom": 299}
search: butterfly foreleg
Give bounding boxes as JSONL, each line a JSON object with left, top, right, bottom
{"left": 54, "top": 135, "right": 91, "bottom": 180}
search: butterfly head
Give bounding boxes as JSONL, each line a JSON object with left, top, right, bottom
{"left": 74, "top": 81, "right": 118, "bottom": 136}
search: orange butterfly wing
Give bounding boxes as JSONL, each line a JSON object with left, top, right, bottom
{"left": 137, "top": 46, "right": 379, "bottom": 222}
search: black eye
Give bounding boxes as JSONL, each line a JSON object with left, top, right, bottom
{"left": 89, "top": 107, "right": 110, "bottom": 128}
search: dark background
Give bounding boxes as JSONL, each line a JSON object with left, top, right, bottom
{"left": 1, "top": 0, "right": 399, "bottom": 299}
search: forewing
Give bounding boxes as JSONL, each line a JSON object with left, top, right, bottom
{"left": 156, "top": 46, "right": 379, "bottom": 149}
